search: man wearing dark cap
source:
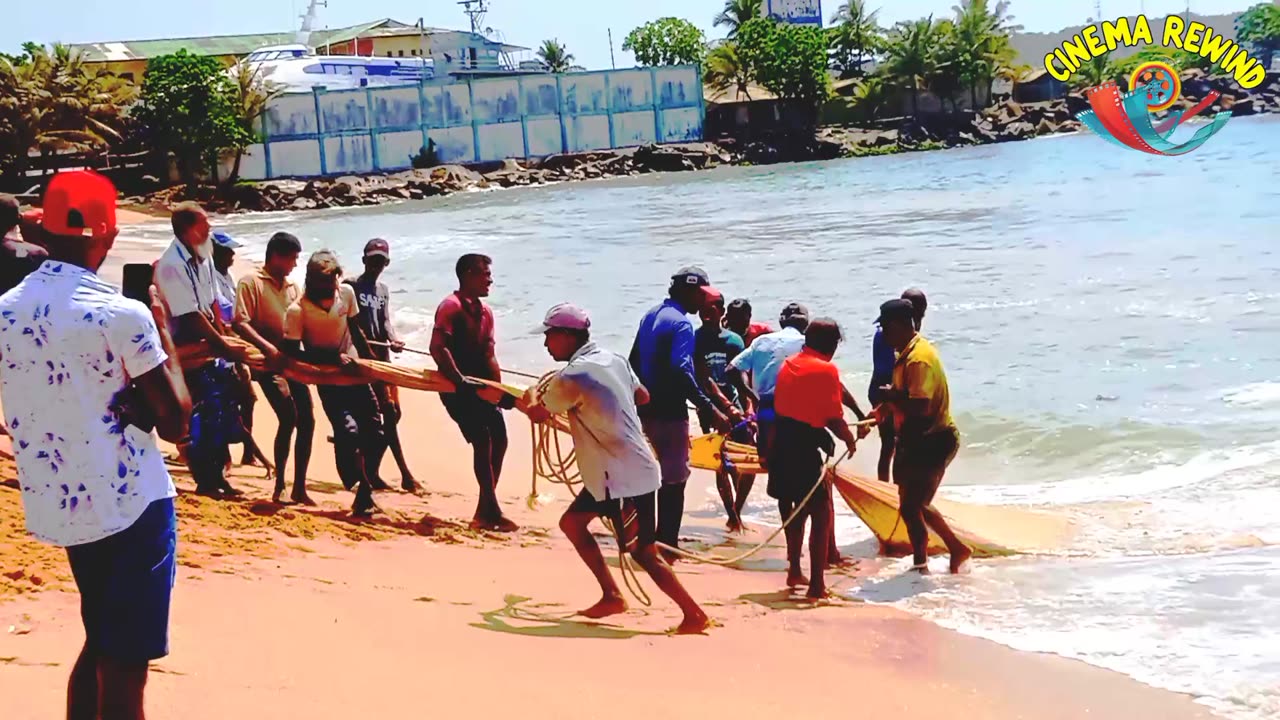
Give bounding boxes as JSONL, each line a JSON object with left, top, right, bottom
{"left": 630, "top": 266, "right": 728, "bottom": 558}
{"left": 869, "top": 288, "right": 928, "bottom": 484}
{"left": 875, "top": 297, "right": 970, "bottom": 574}
{"left": 724, "top": 298, "right": 773, "bottom": 347}
{"left": 347, "top": 238, "right": 417, "bottom": 492}
{"left": 211, "top": 230, "right": 257, "bottom": 469}
{"left": 0, "top": 193, "right": 49, "bottom": 296}
{"left": 0, "top": 170, "right": 191, "bottom": 719}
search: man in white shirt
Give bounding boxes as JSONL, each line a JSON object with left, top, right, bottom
{"left": 0, "top": 170, "right": 190, "bottom": 719}
{"left": 525, "top": 303, "right": 710, "bottom": 634}
{"left": 153, "top": 203, "right": 245, "bottom": 497}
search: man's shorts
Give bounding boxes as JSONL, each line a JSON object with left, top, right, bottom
{"left": 567, "top": 489, "right": 658, "bottom": 552}
{"left": 640, "top": 416, "right": 691, "bottom": 486}
{"left": 440, "top": 390, "right": 507, "bottom": 446}
{"left": 893, "top": 428, "right": 961, "bottom": 505}
{"left": 66, "top": 497, "right": 177, "bottom": 663}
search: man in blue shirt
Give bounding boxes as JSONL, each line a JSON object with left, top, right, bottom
{"left": 870, "top": 288, "right": 927, "bottom": 483}
{"left": 630, "top": 266, "right": 728, "bottom": 558}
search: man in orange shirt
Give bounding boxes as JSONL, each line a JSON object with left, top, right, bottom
{"left": 770, "top": 318, "right": 859, "bottom": 599}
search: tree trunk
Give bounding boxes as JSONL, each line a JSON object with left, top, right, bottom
{"left": 227, "top": 150, "right": 243, "bottom": 187}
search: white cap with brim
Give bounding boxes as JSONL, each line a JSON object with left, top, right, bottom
{"left": 535, "top": 302, "right": 591, "bottom": 333}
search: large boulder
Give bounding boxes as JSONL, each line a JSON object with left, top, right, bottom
{"left": 428, "top": 165, "right": 486, "bottom": 193}
{"left": 632, "top": 144, "right": 697, "bottom": 173}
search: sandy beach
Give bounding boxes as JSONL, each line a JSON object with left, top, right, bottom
{"left": 0, "top": 227, "right": 1219, "bottom": 719}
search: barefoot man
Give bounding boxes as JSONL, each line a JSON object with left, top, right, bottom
{"left": 525, "top": 303, "right": 710, "bottom": 634}
{"left": 874, "top": 298, "right": 970, "bottom": 574}
{"left": 869, "top": 288, "right": 928, "bottom": 484}
{"left": 0, "top": 171, "right": 191, "bottom": 719}
{"left": 234, "top": 232, "right": 315, "bottom": 505}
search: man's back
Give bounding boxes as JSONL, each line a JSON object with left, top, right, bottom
{"left": 0, "top": 261, "right": 173, "bottom": 546}
{"left": 632, "top": 299, "right": 696, "bottom": 418}
{"left": 730, "top": 326, "right": 806, "bottom": 399}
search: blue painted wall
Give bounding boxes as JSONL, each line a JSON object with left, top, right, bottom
{"left": 245, "top": 65, "right": 705, "bottom": 180}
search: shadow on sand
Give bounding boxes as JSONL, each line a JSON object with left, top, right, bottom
{"left": 470, "top": 594, "right": 669, "bottom": 640}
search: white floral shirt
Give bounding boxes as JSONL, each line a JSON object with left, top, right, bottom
{"left": 0, "top": 261, "right": 174, "bottom": 547}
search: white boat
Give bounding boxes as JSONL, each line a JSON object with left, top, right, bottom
{"left": 244, "top": 44, "right": 433, "bottom": 92}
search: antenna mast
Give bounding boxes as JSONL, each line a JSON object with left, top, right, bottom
{"left": 458, "top": 0, "right": 489, "bottom": 35}
{"left": 296, "top": 0, "right": 328, "bottom": 46}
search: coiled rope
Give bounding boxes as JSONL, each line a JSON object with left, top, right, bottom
{"left": 525, "top": 371, "right": 855, "bottom": 603}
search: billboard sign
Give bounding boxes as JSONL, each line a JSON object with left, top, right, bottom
{"left": 763, "top": 0, "right": 823, "bottom": 26}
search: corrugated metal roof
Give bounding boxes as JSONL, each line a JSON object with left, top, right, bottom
{"left": 67, "top": 19, "right": 526, "bottom": 62}
{"left": 704, "top": 82, "right": 778, "bottom": 104}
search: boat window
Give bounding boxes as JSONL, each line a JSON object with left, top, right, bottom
{"left": 398, "top": 50, "right": 405, "bottom": 57}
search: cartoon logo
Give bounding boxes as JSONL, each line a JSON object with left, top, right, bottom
{"left": 1042, "top": 15, "right": 1267, "bottom": 156}
{"left": 1076, "top": 60, "right": 1232, "bottom": 156}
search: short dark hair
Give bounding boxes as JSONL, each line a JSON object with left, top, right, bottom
{"left": 266, "top": 231, "right": 302, "bottom": 259}
{"left": 902, "top": 287, "right": 928, "bottom": 317}
{"left": 0, "top": 194, "right": 18, "bottom": 234}
{"left": 456, "top": 253, "right": 491, "bottom": 279}
{"left": 727, "top": 298, "right": 751, "bottom": 314}
{"left": 805, "top": 317, "right": 843, "bottom": 356}
{"left": 170, "top": 202, "right": 205, "bottom": 238}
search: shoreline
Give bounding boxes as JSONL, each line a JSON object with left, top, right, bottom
{"left": 0, "top": 240, "right": 1219, "bottom": 718}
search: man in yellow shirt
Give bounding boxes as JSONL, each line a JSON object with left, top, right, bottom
{"left": 875, "top": 298, "right": 970, "bottom": 574}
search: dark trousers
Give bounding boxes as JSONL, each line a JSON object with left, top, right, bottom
{"left": 257, "top": 373, "right": 316, "bottom": 493}
{"left": 185, "top": 363, "right": 241, "bottom": 493}
{"left": 316, "top": 383, "right": 386, "bottom": 508}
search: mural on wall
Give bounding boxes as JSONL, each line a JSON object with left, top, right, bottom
{"left": 243, "top": 65, "right": 704, "bottom": 179}
{"left": 763, "top": 0, "right": 823, "bottom": 25}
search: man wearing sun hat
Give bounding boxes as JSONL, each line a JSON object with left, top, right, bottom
{"left": 630, "top": 265, "right": 729, "bottom": 559}
{"left": 526, "top": 303, "right": 711, "bottom": 634}
{"left": 0, "top": 170, "right": 191, "bottom": 718}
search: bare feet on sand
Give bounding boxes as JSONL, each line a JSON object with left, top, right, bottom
{"left": 673, "top": 611, "right": 712, "bottom": 635}
{"left": 950, "top": 546, "right": 973, "bottom": 574}
{"left": 910, "top": 563, "right": 932, "bottom": 576}
{"left": 786, "top": 572, "right": 809, "bottom": 588}
{"left": 401, "top": 478, "right": 421, "bottom": 494}
{"left": 471, "top": 516, "right": 520, "bottom": 533}
{"left": 291, "top": 491, "right": 317, "bottom": 507}
{"left": 578, "top": 595, "right": 628, "bottom": 619}
{"left": 271, "top": 489, "right": 296, "bottom": 506}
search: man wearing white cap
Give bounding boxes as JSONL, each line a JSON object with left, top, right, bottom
{"left": 525, "top": 303, "right": 710, "bottom": 634}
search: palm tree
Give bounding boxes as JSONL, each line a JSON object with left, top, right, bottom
{"left": 704, "top": 41, "right": 754, "bottom": 101}
{"left": 828, "top": 0, "right": 883, "bottom": 78}
{"left": 1071, "top": 52, "right": 1115, "bottom": 89}
{"left": 537, "top": 39, "right": 575, "bottom": 73}
{"left": 2, "top": 44, "right": 133, "bottom": 181}
{"left": 949, "top": 0, "right": 1021, "bottom": 109}
{"left": 226, "top": 59, "right": 283, "bottom": 183}
{"left": 882, "top": 17, "right": 945, "bottom": 116}
{"left": 714, "top": 0, "right": 762, "bottom": 39}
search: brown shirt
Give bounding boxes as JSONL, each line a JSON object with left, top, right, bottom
{"left": 234, "top": 268, "right": 300, "bottom": 346}
{"left": 284, "top": 284, "right": 358, "bottom": 357}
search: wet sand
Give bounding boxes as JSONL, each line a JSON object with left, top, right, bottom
{"left": 0, "top": 230, "right": 1217, "bottom": 719}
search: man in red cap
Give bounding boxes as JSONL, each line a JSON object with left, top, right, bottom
{"left": 526, "top": 303, "right": 710, "bottom": 634}
{"left": 347, "top": 238, "right": 417, "bottom": 492}
{"left": 0, "top": 170, "right": 191, "bottom": 718}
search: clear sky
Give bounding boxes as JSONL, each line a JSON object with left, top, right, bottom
{"left": 3, "top": 0, "right": 1256, "bottom": 69}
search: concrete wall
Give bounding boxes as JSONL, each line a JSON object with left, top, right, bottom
{"left": 242, "top": 65, "right": 705, "bottom": 179}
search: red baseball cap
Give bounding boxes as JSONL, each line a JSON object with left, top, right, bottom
{"left": 701, "top": 286, "right": 724, "bottom": 303}
{"left": 41, "top": 170, "right": 117, "bottom": 239}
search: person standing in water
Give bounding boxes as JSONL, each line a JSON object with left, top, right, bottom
{"left": 431, "top": 253, "right": 518, "bottom": 532}
{"left": 694, "top": 288, "right": 754, "bottom": 532}
{"left": 869, "top": 288, "right": 928, "bottom": 484}
{"left": 346, "top": 238, "right": 418, "bottom": 493}
{"left": 525, "top": 303, "right": 710, "bottom": 634}
{"left": 875, "top": 298, "right": 970, "bottom": 574}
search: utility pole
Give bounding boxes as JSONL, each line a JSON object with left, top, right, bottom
{"left": 608, "top": 28, "right": 616, "bottom": 69}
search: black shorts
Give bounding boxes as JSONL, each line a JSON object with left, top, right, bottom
{"left": 566, "top": 490, "right": 658, "bottom": 553}
{"left": 893, "top": 428, "right": 961, "bottom": 505}
{"left": 440, "top": 391, "right": 507, "bottom": 445}
{"left": 766, "top": 415, "right": 835, "bottom": 503}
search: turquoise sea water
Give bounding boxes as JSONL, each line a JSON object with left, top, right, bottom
{"left": 128, "top": 115, "right": 1280, "bottom": 717}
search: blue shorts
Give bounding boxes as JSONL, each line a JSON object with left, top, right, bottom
{"left": 67, "top": 498, "right": 177, "bottom": 662}
{"left": 640, "top": 415, "right": 691, "bottom": 486}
